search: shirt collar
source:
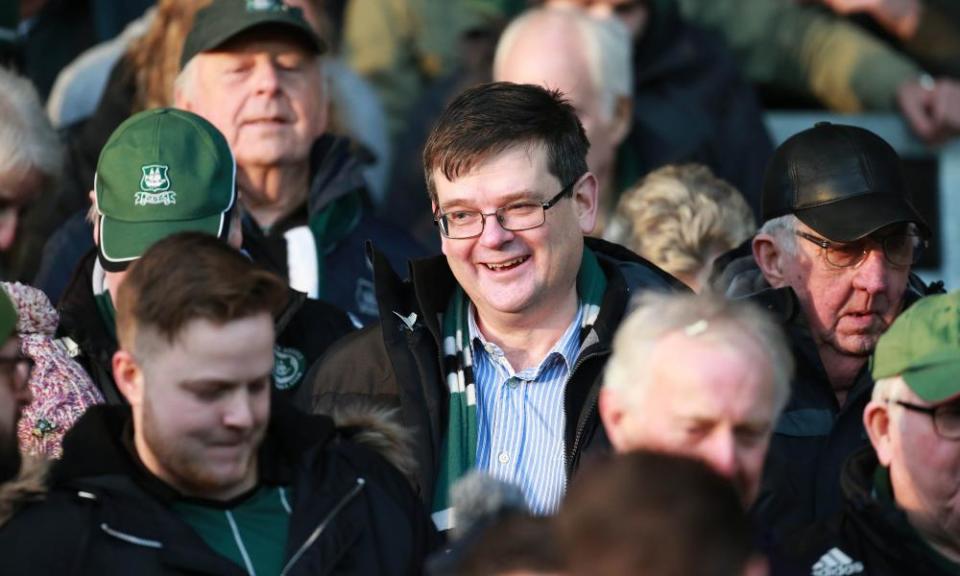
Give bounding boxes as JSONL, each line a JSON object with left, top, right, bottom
{"left": 467, "top": 300, "right": 584, "bottom": 377}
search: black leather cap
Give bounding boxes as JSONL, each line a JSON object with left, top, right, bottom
{"left": 761, "top": 122, "right": 929, "bottom": 242}
{"left": 180, "top": 0, "right": 326, "bottom": 69}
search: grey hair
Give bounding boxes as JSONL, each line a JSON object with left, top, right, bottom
{"left": 756, "top": 214, "right": 799, "bottom": 255}
{"left": 0, "top": 68, "right": 63, "bottom": 184}
{"left": 871, "top": 375, "right": 909, "bottom": 424}
{"left": 494, "top": 6, "right": 633, "bottom": 119}
{"left": 871, "top": 375, "right": 908, "bottom": 403}
{"left": 604, "top": 291, "right": 794, "bottom": 414}
{"left": 173, "top": 57, "right": 199, "bottom": 104}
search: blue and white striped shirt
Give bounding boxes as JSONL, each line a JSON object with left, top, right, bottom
{"left": 469, "top": 301, "right": 584, "bottom": 515}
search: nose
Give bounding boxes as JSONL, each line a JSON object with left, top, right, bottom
{"left": 252, "top": 59, "right": 281, "bottom": 95}
{"left": 852, "top": 247, "right": 891, "bottom": 295}
{"left": 0, "top": 210, "right": 19, "bottom": 252}
{"left": 700, "top": 429, "right": 738, "bottom": 481}
{"left": 476, "top": 213, "right": 514, "bottom": 248}
{"left": 222, "top": 389, "right": 255, "bottom": 431}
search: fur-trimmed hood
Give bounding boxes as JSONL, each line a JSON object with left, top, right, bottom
{"left": 333, "top": 404, "right": 417, "bottom": 487}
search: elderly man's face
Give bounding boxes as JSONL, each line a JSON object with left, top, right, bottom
{"left": 177, "top": 31, "right": 326, "bottom": 171}
{"left": 779, "top": 221, "right": 911, "bottom": 359}
{"left": 873, "top": 385, "right": 960, "bottom": 546}
{"left": 600, "top": 330, "right": 779, "bottom": 506}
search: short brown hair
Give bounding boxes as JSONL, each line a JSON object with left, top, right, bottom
{"left": 455, "top": 513, "right": 562, "bottom": 576}
{"left": 422, "top": 81, "right": 589, "bottom": 204}
{"left": 555, "top": 451, "right": 754, "bottom": 576}
{"left": 116, "top": 232, "right": 288, "bottom": 352}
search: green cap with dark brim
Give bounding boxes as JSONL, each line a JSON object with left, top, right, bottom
{"left": 180, "top": 0, "right": 326, "bottom": 69}
{"left": 872, "top": 290, "right": 960, "bottom": 405}
{"left": 0, "top": 286, "right": 16, "bottom": 344}
{"left": 96, "top": 108, "right": 236, "bottom": 272}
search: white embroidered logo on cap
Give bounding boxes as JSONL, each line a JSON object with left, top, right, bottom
{"left": 135, "top": 165, "right": 177, "bottom": 206}
{"left": 246, "top": 0, "right": 286, "bottom": 12}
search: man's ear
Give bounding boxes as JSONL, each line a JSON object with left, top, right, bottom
{"left": 89, "top": 190, "right": 100, "bottom": 246}
{"left": 610, "top": 96, "right": 633, "bottom": 148}
{"left": 573, "top": 173, "right": 599, "bottom": 235}
{"left": 752, "top": 234, "right": 788, "bottom": 288}
{"left": 864, "top": 401, "right": 894, "bottom": 466}
{"left": 113, "top": 349, "right": 144, "bottom": 408}
{"left": 598, "top": 387, "right": 628, "bottom": 453}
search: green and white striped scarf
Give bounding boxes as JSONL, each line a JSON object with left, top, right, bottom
{"left": 431, "top": 247, "right": 606, "bottom": 529}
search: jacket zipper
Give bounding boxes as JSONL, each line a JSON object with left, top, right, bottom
{"left": 563, "top": 348, "right": 604, "bottom": 476}
{"left": 279, "top": 477, "right": 366, "bottom": 576}
{"left": 99, "top": 523, "right": 163, "bottom": 549}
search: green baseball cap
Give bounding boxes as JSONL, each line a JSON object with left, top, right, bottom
{"left": 0, "top": 286, "right": 16, "bottom": 344}
{"left": 872, "top": 290, "right": 960, "bottom": 405}
{"left": 180, "top": 0, "right": 326, "bottom": 69}
{"left": 96, "top": 108, "right": 236, "bottom": 272}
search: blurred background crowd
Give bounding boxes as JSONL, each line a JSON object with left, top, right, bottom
{"left": 0, "top": 1, "right": 958, "bottom": 575}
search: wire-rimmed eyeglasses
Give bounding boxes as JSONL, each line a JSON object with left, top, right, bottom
{"left": 434, "top": 178, "right": 579, "bottom": 239}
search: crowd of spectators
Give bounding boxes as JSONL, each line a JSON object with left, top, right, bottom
{"left": 0, "top": 0, "right": 957, "bottom": 574}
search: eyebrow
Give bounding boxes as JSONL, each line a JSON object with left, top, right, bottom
{"left": 438, "top": 190, "right": 540, "bottom": 212}
{"left": 180, "top": 373, "right": 271, "bottom": 389}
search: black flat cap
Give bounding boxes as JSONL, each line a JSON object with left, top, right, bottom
{"left": 180, "top": 0, "right": 326, "bottom": 69}
{"left": 761, "top": 122, "right": 929, "bottom": 242}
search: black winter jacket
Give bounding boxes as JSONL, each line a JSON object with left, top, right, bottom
{"left": 716, "top": 249, "right": 944, "bottom": 539}
{"left": 57, "top": 250, "right": 355, "bottom": 410}
{"left": 0, "top": 402, "right": 438, "bottom": 575}
{"left": 772, "top": 448, "right": 960, "bottom": 576}
{"left": 306, "top": 238, "right": 685, "bottom": 505}
{"left": 241, "top": 135, "right": 429, "bottom": 326}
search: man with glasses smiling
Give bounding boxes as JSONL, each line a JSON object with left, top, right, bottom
{"left": 777, "top": 290, "right": 960, "bottom": 575}
{"left": 309, "top": 82, "right": 682, "bottom": 529}
{"left": 715, "top": 122, "right": 945, "bottom": 539}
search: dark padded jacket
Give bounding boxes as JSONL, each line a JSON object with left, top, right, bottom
{"left": 241, "top": 135, "right": 429, "bottom": 326}
{"left": 57, "top": 250, "right": 355, "bottom": 410}
{"left": 771, "top": 448, "right": 960, "bottom": 576}
{"left": 0, "top": 402, "right": 437, "bottom": 575}
{"left": 306, "top": 237, "right": 686, "bottom": 505}
{"left": 716, "top": 249, "right": 944, "bottom": 539}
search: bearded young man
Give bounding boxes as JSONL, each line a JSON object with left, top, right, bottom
{"left": 0, "top": 233, "right": 435, "bottom": 575}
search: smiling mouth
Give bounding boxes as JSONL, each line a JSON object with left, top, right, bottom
{"left": 483, "top": 256, "right": 529, "bottom": 271}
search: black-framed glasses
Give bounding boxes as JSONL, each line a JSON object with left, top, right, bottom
{"left": 892, "top": 400, "right": 960, "bottom": 440}
{"left": 795, "top": 230, "right": 926, "bottom": 269}
{"left": 434, "top": 178, "right": 580, "bottom": 239}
